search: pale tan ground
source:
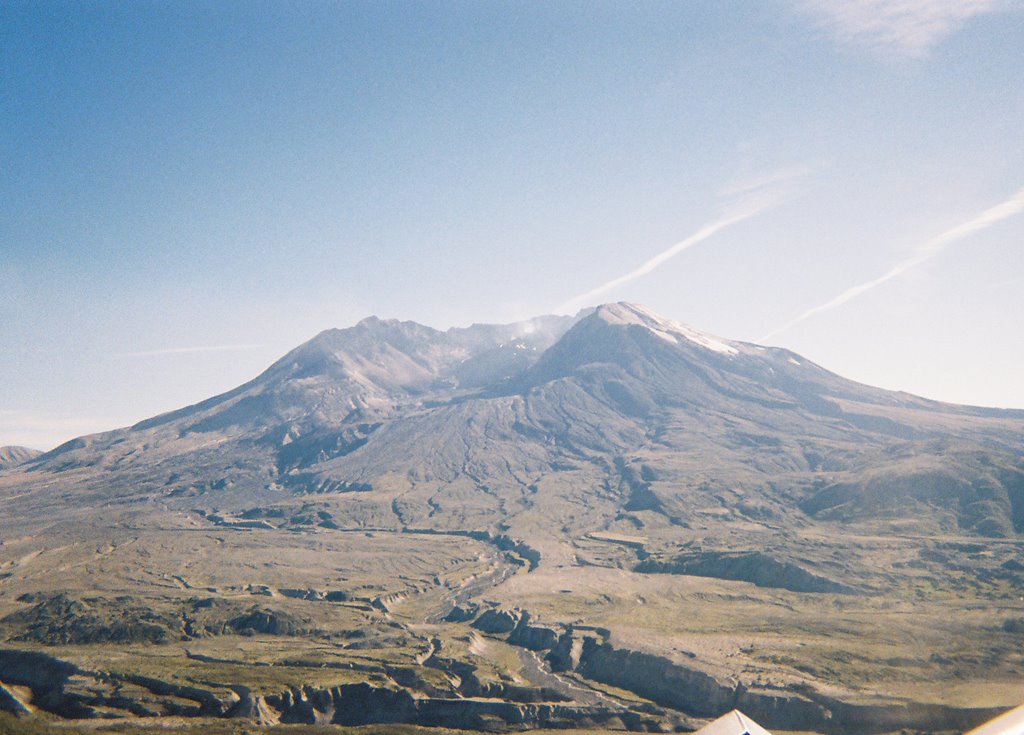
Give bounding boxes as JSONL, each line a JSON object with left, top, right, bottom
{"left": 2, "top": 513, "right": 1022, "bottom": 732}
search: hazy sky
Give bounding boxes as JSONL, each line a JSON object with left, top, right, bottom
{"left": 3, "top": 1, "right": 1023, "bottom": 450}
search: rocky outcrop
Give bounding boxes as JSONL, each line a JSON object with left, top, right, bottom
{"left": 492, "top": 535, "right": 542, "bottom": 571}
{"left": 635, "top": 551, "right": 860, "bottom": 595}
{"left": 225, "top": 606, "right": 309, "bottom": 636}
{"left": 0, "top": 648, "right": 231, "bottom": 719}
{"left": 0, "top": 644, "right": 676, "bottom": 730}
{"left": 0, "top": 593, "right": 318, "bottom": 644}
{"left": 471, "top": 608, "right": 521, "bottom": 634}
{"left": 2, "top": 642, "right": 1006, "bottom": 733}
{"left": 507, "top": 611, "right": 560, "bottom": 651}
{"left": 471, "top": 607, "right": 562, "bottom": 646}
{"left": 3, "top": 593, "right": 173, "bottom": 645}
{"left": 573, "top": 636, "right": 744, "bottom": 719}
{"left": 579, "top": 642, "right": 1009, "bottom": 733}
{"left": 284, "top": 476, "right": 374, "bottom": 495}
{"left": 814, "top": 696, "right": 1005, "bottom": 734}
{"left": 265, "top": 683, "right": 658, "bottom": 730}
{"left": 226, "top": 686, "right": 280, "bottom": 725}
{"left": 478, "top": 617, "right": 1007, "bottom": 734}
{"left": 443, "top": 603, "right": 479, "bottom": 622}
{"left": 402, "top": 529, "right": 542, "bottom": 572}
{"left": 117, "top": 673, "right": 230, "bottom": 716}
{"left": 279, "top": 588, "right": 326, "bottom": 601}
{"left": 546, "top": 629, "right": 585, "bottom": 672}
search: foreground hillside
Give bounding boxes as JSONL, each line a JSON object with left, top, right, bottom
{"left": 1, "top": 303, "right": 1022, "bottom": 733}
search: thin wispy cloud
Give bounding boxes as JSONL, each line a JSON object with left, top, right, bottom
{"left": 556, "top": 197, "right": 777, "bottom": 315}
{"left": 796, "top": 0, "right": 1001, "bottom": 57}
{"left": 114, "top": 344, "right": 263, "bottom": 359}
{"left": 557, "top": 165, "right": 817, "bottom": 315}
{"left": 762, "top": 186, "right": 1024, "bottom": 341}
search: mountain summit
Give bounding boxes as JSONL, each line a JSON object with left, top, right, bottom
{"left": 593, "top": 302, "right": 739, "bottom": 354}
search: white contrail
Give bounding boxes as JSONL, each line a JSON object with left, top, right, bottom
{"left": 114, "top": 344, "right": 263, "bottom": 358}
{"left": 557, "top": 194, "right": 779, "bottom": 314}
{"left": 762, "top": 186, "right": 1024, "bottom": 341}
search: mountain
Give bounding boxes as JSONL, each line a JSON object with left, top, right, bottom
{"left": 13, "top": 302, "right": 1022, "bottom": 540}
{"left": 1, "top": 303, "right": 1023, "bottom": 733}
{"left": 0, "top": 446, "right": 41, "bottom": 469}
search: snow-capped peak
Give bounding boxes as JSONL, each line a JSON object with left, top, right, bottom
{"left": 594, "top": 303, "right": 738, "bottom": 356}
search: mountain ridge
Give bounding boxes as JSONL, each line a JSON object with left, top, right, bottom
{"left": 7, "top": 302, "right": 1023, "bottom": 542}
{"left": 0, "top": 445, "right": 41, "bottom": 469}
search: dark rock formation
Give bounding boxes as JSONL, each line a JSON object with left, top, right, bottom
{"left": 3, "top": 593, "right": 173, "bottom": 645}
{"left": 507, "top": 611, "right": 560, "bottom": 651}
{"left": 225, "top": 606, "right": 309, "bottom": 636}
{"left": 471, "top": 608, "right": 521, "bottom": 634}
{"left": 636, "top": 551, "right": 860, "bottom": 595}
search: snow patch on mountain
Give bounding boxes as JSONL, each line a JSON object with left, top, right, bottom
{"left": 596, "top": 303, "right": 738, "bottom": 355}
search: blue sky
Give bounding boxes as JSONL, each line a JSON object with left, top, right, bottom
{"left": 2, "top": 1, "right": 1023, "bottom": 449}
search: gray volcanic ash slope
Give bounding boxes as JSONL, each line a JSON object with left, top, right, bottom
{"left": 7, "top": 302, "right": 1022, "bottom": 541}
{"left": 0, "top": 447, "right": 40, "bottom": 469}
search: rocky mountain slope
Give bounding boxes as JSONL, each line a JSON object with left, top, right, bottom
{"left": 1, "top": 303, "right": 1022, "bottom": 733}
{"left": 10, "top": 302, "right": 1023, "bottom": 542}
{"left": 0, "top": 447, "right": 40, "bottom": 470}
